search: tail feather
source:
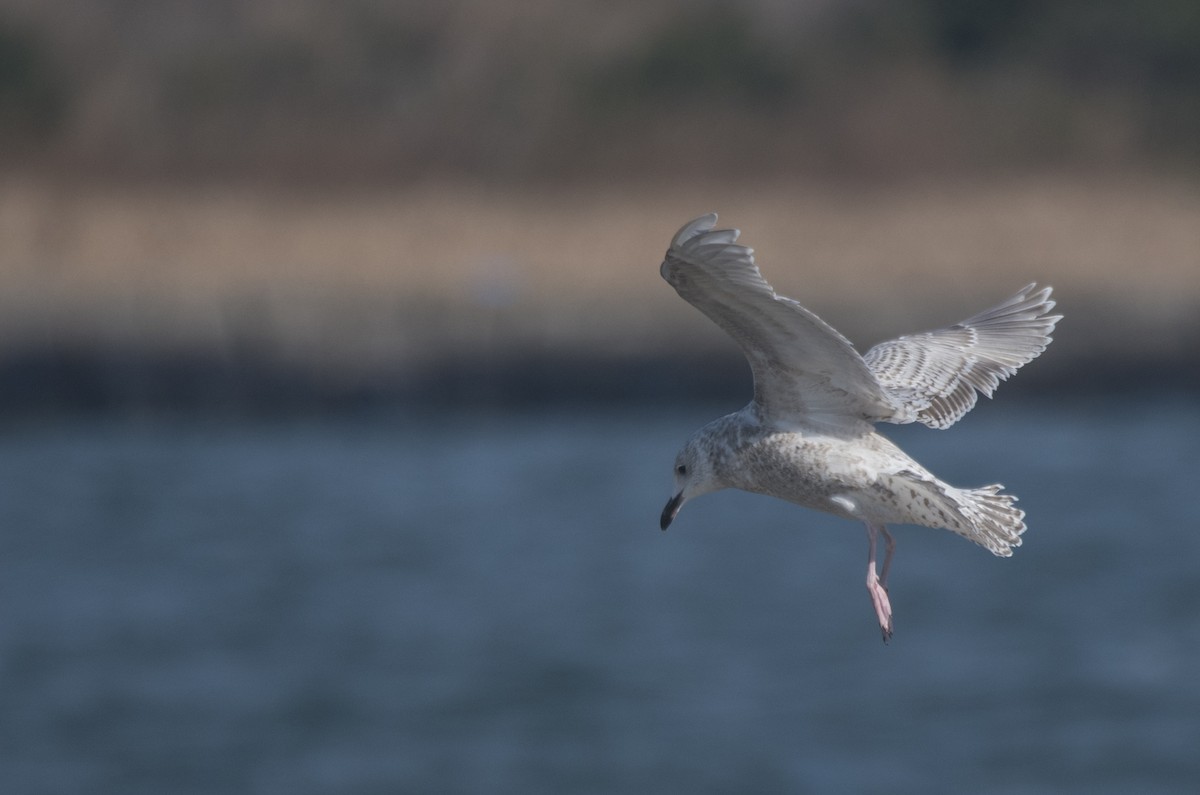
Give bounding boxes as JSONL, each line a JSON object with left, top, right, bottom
{"left": 881, "top": 470, "right": 1028, "bottom": 555}
{"left": 955, "top": 484, "right": 1026, "bottom": 557}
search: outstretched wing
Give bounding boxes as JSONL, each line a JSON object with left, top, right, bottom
{"left": 863, "top": 283, "right": 1061, "bottom": 429}
{"left": 661, "top": 214, "right": 894, "bottom": 425}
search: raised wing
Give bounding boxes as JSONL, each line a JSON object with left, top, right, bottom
{"left": 863, "top": 283, "right": 1061, "bottom": 429}
{"left": 661, "top": 214, "right": 894, "bottom": 425}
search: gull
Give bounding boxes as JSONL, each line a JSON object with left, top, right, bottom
{"left": 658, "top": 213, "right": 1061, "bottom": 641}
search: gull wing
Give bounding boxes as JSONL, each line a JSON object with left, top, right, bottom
{"left": 661, "top": 214, "right": 894, "bottom": 425}
{"left": 863, "top": 283, "right": 1061, "bottom": 429}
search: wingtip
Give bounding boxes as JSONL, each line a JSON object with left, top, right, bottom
{"left": 671, "top": 212, "right": 719, "bottom": 249}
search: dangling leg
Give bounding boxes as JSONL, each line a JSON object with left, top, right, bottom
{"left": 879, "top": 525, "right": 895, "bottom": 588}
{"left": 865, "top": 523, "right": 894, "bottom": 642}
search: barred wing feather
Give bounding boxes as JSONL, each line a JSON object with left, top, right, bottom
{"left": 863, "top": 284, "right": 1062, "bottom": 429}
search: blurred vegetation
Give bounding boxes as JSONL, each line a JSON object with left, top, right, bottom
{"left": 0, "top": 0, "right": 1197, "bottom": 183}
{"left": 585, "top": 7, "right": 797, "bottom": 111}
{"left": 0, "top": 25, "right": 66, "bottom": 138}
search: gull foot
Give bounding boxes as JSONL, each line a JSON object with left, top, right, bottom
{"left": 867, "top": 576, "right": 894, "bottom": 643}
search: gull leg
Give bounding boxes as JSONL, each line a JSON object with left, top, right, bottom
{"left": 865, "top": 523, "right": 894, "bottom": 642}
{"left": 879, "top": 525, "right": 895, "bottom": 588}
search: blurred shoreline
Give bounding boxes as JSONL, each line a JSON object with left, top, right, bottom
{"left": 2, "top": 173, "right": 1198, "bottom": 415}
{"left": 2, "top": 344, "right": 1194, "bottom": 420}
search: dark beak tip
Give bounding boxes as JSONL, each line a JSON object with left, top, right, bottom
{"left": 660, "top": 493, "right": 682, "bottom": 531}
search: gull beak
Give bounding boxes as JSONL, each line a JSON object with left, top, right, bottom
{"left": 660, "top": 492, "right": 683, "bottom": 531}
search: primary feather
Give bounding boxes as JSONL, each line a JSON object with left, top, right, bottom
{"left": 863, "top": 284, "right": 1061, "bottom": 429}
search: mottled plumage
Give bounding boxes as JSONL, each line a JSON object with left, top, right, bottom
{"left": 659, "top": 213, "right": 1061, "bottom": 641}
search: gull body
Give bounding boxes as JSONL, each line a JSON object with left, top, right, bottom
{"left": 658, "top": 214, "right": 1061, "bottom": 641}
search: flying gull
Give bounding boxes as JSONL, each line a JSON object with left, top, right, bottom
{"left": 658, "top": 213, "right": 1061, "bottom": 641}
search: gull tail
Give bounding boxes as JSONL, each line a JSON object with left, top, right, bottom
{"left": 882, "top": 469, "right": 1027, "bottom": 556}
{"left": 953, "top": 484, "right": 1026, "bottom": 557}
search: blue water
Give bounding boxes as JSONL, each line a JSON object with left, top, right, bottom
{"left": 1, "top": 395, "right": 1198, "bottom": 794}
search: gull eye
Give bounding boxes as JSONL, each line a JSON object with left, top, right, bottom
{"left": 675, "top": 464, "right": 687, "bottom": 476}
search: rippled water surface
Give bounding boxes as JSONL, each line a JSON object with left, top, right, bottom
{"left": 1, "top": 395, "right": 1198, "bottom": 794}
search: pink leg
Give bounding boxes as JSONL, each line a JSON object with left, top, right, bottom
{"left": 865, "top": 523, "right": 894, "bottom": 642}
{"left": 879, "top": 525, "right": 895, "bottom": 588}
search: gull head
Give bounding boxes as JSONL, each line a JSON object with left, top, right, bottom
{"left": 660, "top": 434, "right": 724, "bottom": 530}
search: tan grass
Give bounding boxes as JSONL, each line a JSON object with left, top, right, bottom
{"left": 1, "top": 175, "right": 1197, "bottom": 371}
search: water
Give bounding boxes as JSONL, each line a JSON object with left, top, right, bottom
{"left": 1, "top": 396, "right": 1198, "bottom": 794}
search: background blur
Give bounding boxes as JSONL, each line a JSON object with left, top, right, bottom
{"left": 1, "top": 1, "right": 1198, "bottom": 793}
